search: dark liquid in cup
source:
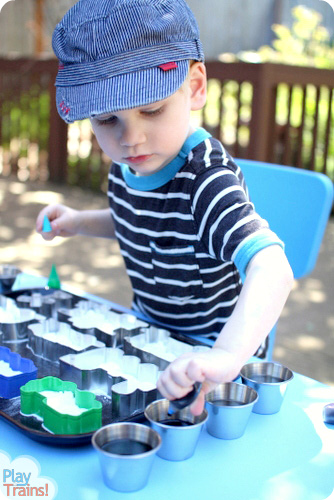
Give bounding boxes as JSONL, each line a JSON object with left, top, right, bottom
{"left": 159, "top": 419, "right": 193, "bottom": 427}
{"left": 251, "top": 375, "right": 284, "bottom": 383}
{"left": 212, "top": 399, "right": 246, "bottom": 407}
{"left": 101, "top": 439, "right": 152, "bottom": 455}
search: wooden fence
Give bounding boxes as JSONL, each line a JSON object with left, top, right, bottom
{"left": 0, "top": 59, "right": 67, "bottom": 183}
{"left": 204, "top": 62, "right": 334, "bottom": 177}
{"left": 0, "top": 59, "right": 333, "bottom": 189}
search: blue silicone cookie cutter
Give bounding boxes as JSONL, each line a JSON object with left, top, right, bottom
{"left": 0, "top": 346, "right": 37, "bottom": 398}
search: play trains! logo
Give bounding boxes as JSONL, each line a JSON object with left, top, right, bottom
{"left": 1, "top": 451, "right": 57, "bottom": 499}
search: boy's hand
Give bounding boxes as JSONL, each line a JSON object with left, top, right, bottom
{"left": 36, "top": 204, "right": 80, "bottom": 240}
{"left": 157, "top": 347, "right": 240, "bottom": 416}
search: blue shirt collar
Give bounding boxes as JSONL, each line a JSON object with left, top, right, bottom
{"left": 120, "top": 127, "right": 211, "bottom": 191}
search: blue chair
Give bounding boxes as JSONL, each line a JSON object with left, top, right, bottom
{"left": 236, "top": 158, "right": 333, "bottom": 359}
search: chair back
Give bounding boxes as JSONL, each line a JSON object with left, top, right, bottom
{"left": 236, "top": 159, "right": 333, "bottom": 279}
{"left": 236, "top": 159, "right": 333, "bottom": 359}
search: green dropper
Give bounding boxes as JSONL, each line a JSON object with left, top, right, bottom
{"left": 47, "top": 264, "right": 61, "bottom": 289}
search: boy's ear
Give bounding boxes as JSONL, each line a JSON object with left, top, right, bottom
{"left": 189, "top": 62, "right": 207, "bottom": 111}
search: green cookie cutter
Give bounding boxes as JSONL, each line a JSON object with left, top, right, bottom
{"left": 20, "top": 376, "right": 102, "bottom": 435}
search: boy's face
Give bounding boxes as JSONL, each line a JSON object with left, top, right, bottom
{"left": 90, "top": 63, "right": 206, "bottom": 176}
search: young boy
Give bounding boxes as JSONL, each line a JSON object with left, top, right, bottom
{"left": 36, "top": 0, "right": 293, "bottom": 414}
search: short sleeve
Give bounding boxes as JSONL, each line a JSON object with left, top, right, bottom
{"left": 190, "top": 164, "right": 284, "bottom": 274}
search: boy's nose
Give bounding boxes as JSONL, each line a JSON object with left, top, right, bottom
{"left": 119, "top": 123, "right": 146, "bottom": 147}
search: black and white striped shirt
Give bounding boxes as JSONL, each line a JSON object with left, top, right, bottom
{"left": 108, "top": 128, "right": 282, "bottom": 338}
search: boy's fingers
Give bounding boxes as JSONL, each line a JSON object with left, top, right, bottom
{"left": 166, "top": 363, "right": 196, "bottom": 387}
{"left": 185, "top": 358, "right": 208, "bottom": 383}
{"left": 36, "top": 213, "right": 46, "bottom": 232}
{"left": 190, "top": 390, "right": 205, "bottom": 416}
{"left": 40, "top": 229, "right": 56, "bottom": 241}
{"left": 189, "top": 382, "right": 217, "bottom": 416}
{"left": 157, "top": 376, "right": 192, "bottom": 401}
{"left": 36, "top": 207, "right": 55, "bottom": 231}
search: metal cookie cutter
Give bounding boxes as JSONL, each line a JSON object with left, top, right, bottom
{"left": 28, "top": 318, "right": 105, "bottom": 361}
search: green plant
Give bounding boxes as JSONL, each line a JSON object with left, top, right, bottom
{"left": 237, "top": 5, "right": 334, "bottom": 69}
{"left": 212, "top": 6, "right": 334, "bottom": 179}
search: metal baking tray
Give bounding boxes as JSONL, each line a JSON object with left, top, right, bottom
{"left": 0, "top": 287, "right": 210, "bottom": 445}
{"left": 0, "top": 325, "right": 150, "bottom": 445}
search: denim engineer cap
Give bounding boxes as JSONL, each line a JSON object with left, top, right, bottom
{"left": 52, "top": 0, "right": 204, "bottom": 123}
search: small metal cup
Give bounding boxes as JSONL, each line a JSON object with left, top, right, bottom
{"left": 0, "top": 265, "right": 21, "bottom": 294}
{"left": 240, "top": 362, "right": 294, "bottom": 414}
{"left": 144, "top": 399, "right": 208, "bottom": 461}
{"left": 92, "top": 423, "right": 161, "bottom": 492}
{"left": 205, "top": 382, "right": 258, "bottom": 439}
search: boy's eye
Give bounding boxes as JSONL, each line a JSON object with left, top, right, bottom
{"left": 142, "top": 106, "right": 163, "bottom": 117}
{"left": 96, "top": 116, "right": 117, "bottom": 126}
{"left": 94, "top": 106, "right": 163, "bottom": 126}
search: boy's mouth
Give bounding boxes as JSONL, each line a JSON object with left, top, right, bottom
{"left": 125, "top": 155, "right": 153, "bottom": 164}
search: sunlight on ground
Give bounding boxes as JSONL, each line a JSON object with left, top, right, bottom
{"left": 274, "top": 346, "right": 286, "bottom": 358}
{"left": 278, "top": 333, "right": 327, "bottom": 352}
{"left": 0, "top": 235, "right": 65, "bottom": 264}
{"left": 28, "top": 232, "right": 64, "bottom": 247}
{"left": 294, "top": 335, "right": 325, "bottom": 351}
{"left": 0, "top": 227, "right": 14, "bottom": 240}
{"left": 18, "top": 191, "right": 64, "bottom": 206}
{"left": 8, "top": 181, "right": 26, "bottom": 195}
{"left": 290, "top": 278, "right": 327, "bottom": 306}
{"left": 308, "top": 290, "right": 327, "bottom": 302}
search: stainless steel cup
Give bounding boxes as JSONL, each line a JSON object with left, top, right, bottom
{"left": 240, "top": 362, "right": 294, "bottom": 414}
{"left": 92, "top": 423, "right": 161, "bottom": 492}
{"left": 0, "top": 265, "right": 21, "bottom": 294}
{"left": 205, "top": 382, "right": 258, "bottom": 439}
{"left": 144, "top": 399, "right": 208, "bottom": 461}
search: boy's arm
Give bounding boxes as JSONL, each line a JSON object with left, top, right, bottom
{"left": 75, "top": 208, "right": 116, "bottom": 238}
{"left": 213, "top": 244, "right": 293, "bottom": 366}
{"left": 36, "top": 205, "right": 116, "bottom": 240}
{"left": 157, "top": 244, "right": 294, "bottom": 414}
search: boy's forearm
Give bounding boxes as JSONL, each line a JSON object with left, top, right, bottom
{"left": 213, "top": 245, "right": 294, "bottom": 367}
{"left": 77, "top": 209, "right": 116, "bottom": 238}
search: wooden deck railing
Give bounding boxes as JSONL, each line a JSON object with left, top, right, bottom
{"left": 0, "top": 59, "right": 333, "bottom": 188}
{"left": 0, "top": 59, "right": 67, "bottom": 183}
{"left": 203, "top": 62, "right": 334, "bottom": 177}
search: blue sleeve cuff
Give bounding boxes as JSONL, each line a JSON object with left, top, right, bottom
{"left": 234, "top": 232, "right": 285, "bottom": 282}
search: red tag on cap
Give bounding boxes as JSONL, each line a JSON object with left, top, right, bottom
{"left": 159, "top": 62, "right": 178, "bottom": 71}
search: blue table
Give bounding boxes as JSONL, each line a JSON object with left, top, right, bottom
{"left": 1, "top": 275, "right": 334, "bottom": 500}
